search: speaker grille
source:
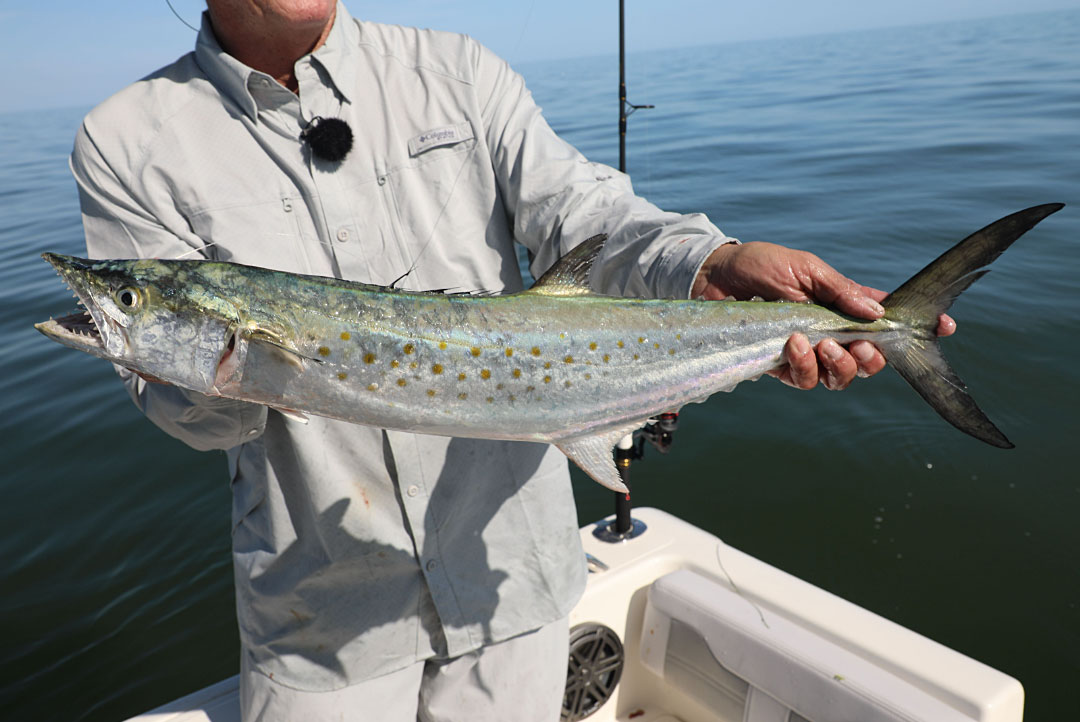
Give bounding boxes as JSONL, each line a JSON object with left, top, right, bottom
{"left": 561, "top": 623, "right": 625, "bottom": 721}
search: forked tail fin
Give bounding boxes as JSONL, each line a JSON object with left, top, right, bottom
{"left": 877, "top": 203, "right": 1064, "bottom": 448}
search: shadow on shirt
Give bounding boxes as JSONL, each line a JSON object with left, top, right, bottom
{"left": 245, "top": 434, "right": 559, "bottom": 682}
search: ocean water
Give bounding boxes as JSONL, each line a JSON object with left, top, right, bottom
{"left": 2, "top": 9, "right": 1078, "bottom": 720}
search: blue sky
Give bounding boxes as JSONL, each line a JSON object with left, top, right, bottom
{"left": 4, "top": 0, "right": 1076, "bottom": 113}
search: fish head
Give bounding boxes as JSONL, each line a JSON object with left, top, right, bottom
{"left": 36, "top": 253, "right": 240, "bottom": 394}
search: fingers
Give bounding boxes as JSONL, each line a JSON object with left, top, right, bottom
{"left": 770, "top": 335, "right": 885, "bottom": 390}
{"left": 769, "top": 334, "right": 818, "bottom": 389}
{"left": 849, "top": 340, "right": 886, "bottom": 378}
{"left": 805, "top": 266, "right": 885, "bottom": 320}
{"left": 937, "top": 313, "right": 956, "bottom": 337}
{"left": 817, "top": 338, "right": 858, "bottom": 390}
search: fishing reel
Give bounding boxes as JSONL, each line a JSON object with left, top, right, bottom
{"left": 630, "top": 411, "right": 679, "bottom": 458}
{"left": 598, "top": 412, "right": 680, "bottom": 542}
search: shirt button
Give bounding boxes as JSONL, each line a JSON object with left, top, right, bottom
{"left": 426, "top": 560, "right": 438, "bottom": 572}
{"left": 406, "top": 485, "right": 420, "bottom": 497}
{"left": 377, "top": 176, "right": 387, "bottom": 186}
{"left": 336, "top": 228, "right": 350, "bottom": 242}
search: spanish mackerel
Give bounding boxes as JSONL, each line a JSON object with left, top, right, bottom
{"left": 36, "top": 205, "right": 1063, "bottom": 492}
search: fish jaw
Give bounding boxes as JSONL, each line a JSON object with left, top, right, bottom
{"left": 36, "top": 253, "right": 128, "bottom": 361}
{"left": 36, "top": 253, "right": 235, "bottom": 394}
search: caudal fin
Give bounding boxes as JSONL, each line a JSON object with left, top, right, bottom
{"left": 878, "top": 203, "right": 1064, "bottom": 448}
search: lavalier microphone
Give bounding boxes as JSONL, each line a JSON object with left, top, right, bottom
{"left": 300, "top": 116, "right": 353, "bottom": 162}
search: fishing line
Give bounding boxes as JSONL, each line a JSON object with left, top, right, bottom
{"left": 509, "top": 0, "right": 538, "bottom": 60}
{"left": 165, "top": 0, "right": 199, "bottom": 32}
{"left": 715, "top": 544, "right": 771, "bottom": 629}
{"left": 386, "top": 142, "right": 479, "bottom": 288}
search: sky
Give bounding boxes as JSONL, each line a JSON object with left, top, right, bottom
{"left": 2, "top": 0, "right": 1077, "bottom": 113}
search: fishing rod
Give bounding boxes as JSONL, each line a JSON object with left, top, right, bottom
{"left": 618, "top": 0, "right": 654, "bottom": 174}
{"left": 602, "top": 0, "right": 679, "bottom": 542}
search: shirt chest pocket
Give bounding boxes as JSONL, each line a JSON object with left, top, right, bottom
{"left": 380, "top": 120, "right": 507, "bottom": 290}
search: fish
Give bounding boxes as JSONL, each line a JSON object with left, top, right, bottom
{"left": 35, "top": 204, "right": 1063, "bottom": 493}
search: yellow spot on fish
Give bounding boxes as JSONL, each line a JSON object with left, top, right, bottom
{"left": 397, "top": 379, "right": 407, "bottom": 387}
{"left": 543, "top": 375, "right": 552, "bottom": 384}
{"left": 390, "top": 359, "right": 400, "bottom": 369}
{"left": 338, "top": 372, "right": 348, "bottom": 380}
{"left": 617, "top": 340, "right": 625, "bottom": 348}
{"left": 486, "top": 396, "right": 494, "bottom": 404}
{"left": 367, "top": 383, "right": 378, "bottom": 391}
{"left": 508, "top": 394, "right": 516, "bottom": 402}
{"left": 559, "top": 332, "right": 566, "bottom": 339}
{"left": 653, "top": 342, "right": 660, "bottom": 349}
{"left": 340, "top": 332, "right": 351, "bottom": 341}
{"left": 505, "top": 348, "right": 513, "bottom": 357}
{"left": 471, "top": 346, "right": 481, "bottom": 357}
{"left": 403, "top": 343, "right": 415, "bottom": 355}
{"left": 564, "top": 381, "right": 572, "bottom": 388}
{"left": 512, "top": 369, "right": 521, "bottom": 378}
{"left": 459, "top": 392, "right": 468, "bottom": 400}
{"left": 531, "top": 347, "right": 541, "bottom": 356}
{"left": 525, "top": 385, "right": 535, "bottom": 392}
{"left": 638, "top": 337, "right": 645, "bottom": 344}
{"left": 427, "top": 389, "right": 436, "bottom": 397}
{"left": 318, "top": 346, "right": 331, "bottom": 357}
{"left": 481, "top": 369, "right": 491, "bottom": 380}
{"left": 584, "top": 373, "right": 592, "bottom": 380}
{"left": 363, "top": 353, "right": 376, "bottom": 364}
{"left": 564, "top": 355, "right": 574, "bottom": 364}
{"left": 438, "top": 341, "right": 447, "bottom": 350}
{"left": 544, "top": 361, "right": 552, "bottom": 369}
{"left": 676, "top": 333, "right": 682, "bottom": 340}
{"left": 589, "top": 342, "right": 597, "bottom": 351}
{"left": 633, "top": 354, "right": 640, "bottom": 360}
{"left": 496, "top": 383, "right": 505, "bottom": 390}
{"left": 432, "top": 364, "right": 443, "bottom": 375}
{"left": 603, "top": 354, "right": 610, "bottom": 363}
{"left": 409, "top": 362, "right": 418, "bottom": 370}
{"left": 669, "top": 349, "right": 676, "bottom": 355}
{"left": 458, "top": 372, "right": 467, "bottom": 381}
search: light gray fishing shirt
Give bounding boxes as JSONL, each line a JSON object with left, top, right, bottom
{"left": 70, "top": 2, "right": 733, "bottom": 690}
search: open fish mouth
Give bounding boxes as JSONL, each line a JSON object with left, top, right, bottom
{"left": 34, "top": 254, "right": 112, "bottom": 356}
{"left": 38, "top": 308, "right": 103, "bottom": 348}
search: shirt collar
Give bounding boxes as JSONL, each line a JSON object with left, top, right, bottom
{"left": 194, "top": 2, "right": 358, "bottom": 122}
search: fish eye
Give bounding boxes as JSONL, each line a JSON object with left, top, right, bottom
{"left": 115, "top": 287, "right": 140, "bottom": 311}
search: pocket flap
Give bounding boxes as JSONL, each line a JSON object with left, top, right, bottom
{"left": 407, "top": 122, "right": 475, "bottom": 157}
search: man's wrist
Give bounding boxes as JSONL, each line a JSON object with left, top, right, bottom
{"left": 691, "top": 240, "right": 740, "bottom": 299}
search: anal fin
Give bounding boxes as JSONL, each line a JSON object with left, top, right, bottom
{"left": 557, "top": 422, "right": 647, "bottom": 493}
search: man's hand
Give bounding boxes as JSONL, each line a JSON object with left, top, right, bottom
{"left": 692, "top": 241, "right": 956, "bottom": 390}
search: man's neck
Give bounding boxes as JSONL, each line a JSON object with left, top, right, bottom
{"left": 207, "top": 4, "right": 337, "bottom": 93}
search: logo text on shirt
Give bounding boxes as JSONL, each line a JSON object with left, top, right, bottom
{"left": 408, "top": 122, "right": 474, "bottom": 157}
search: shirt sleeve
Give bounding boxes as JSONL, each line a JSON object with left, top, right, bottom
{"left": 472, "top": 42, "right": 736, "bottom": 299}
{"left": 70, "top": 119, "right": 268, "bottom": 452}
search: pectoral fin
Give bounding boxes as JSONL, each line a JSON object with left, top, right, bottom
{"left": 248, "top": 335, "right": 322, "bottom": 369}
{"left": 557, "top": 423, "right": 646, "bottom": 493}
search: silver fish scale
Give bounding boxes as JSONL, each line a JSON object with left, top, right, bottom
{"left": 239, "top": 290, "right": 883, "bottom": 444}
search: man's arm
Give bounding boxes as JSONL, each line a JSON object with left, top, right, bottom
{"left": 70, "top": 120, "right": 268, "bottom": 452}
{"left": 471, "top": 41, "right": 954, "bottom": 390}
{"left": 471, "top": 41, "right": 733, "bottom": 300}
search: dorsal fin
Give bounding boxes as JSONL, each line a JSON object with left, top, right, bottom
{"left": 524, "top": 234, "right": 608, "bottom": 297}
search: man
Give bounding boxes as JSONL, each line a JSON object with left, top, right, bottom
{"left": 71, "top": 2, "right": 951, "bottom": 720}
